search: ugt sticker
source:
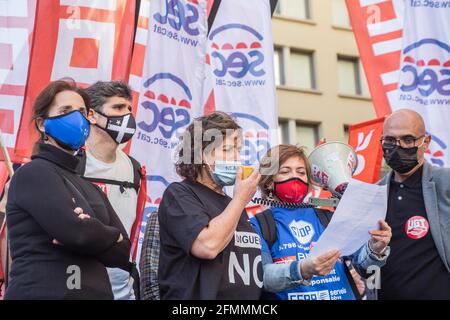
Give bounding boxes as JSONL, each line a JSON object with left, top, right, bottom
{"left": 405, "top": 216, "right": 429, "bottom": 240}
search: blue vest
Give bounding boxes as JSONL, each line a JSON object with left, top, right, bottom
{"left": 254, "top": 207, "right": 355, "bottom": 300}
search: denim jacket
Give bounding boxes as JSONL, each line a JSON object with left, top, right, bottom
{"left": 260, "top": 241, "right": 389, "bottom": 293}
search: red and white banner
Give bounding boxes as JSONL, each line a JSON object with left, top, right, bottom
{"left": 11, "top": 0, "right": 135, "bottom": 161}
{"left": 128, "top": 0, "right": 210, "bottom": 264}
{"left": 348, "top": 117, "right": 385, "bottom": 183}
{"left": 0, "top": 0, "right": 37, "bottom": 164}
{"left": 346, "top": 0, "right": 405, "bottom": 118}
{"left": 347, "top": 0, "right": 450, "bottom": 168}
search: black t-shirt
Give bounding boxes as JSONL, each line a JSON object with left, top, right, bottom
{"left": 158, "top": 179, "right": 263, "bottom": 300}
{"left": 379, "top": 165, "right": 450, "bottom": 299}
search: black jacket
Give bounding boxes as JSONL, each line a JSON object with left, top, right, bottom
{"left": 5, "top": 143, "right": 131, "bottom": 299}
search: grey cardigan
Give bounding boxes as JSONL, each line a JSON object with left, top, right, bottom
{"left": 380, "top": 162, "right": 450, "bottom": 273}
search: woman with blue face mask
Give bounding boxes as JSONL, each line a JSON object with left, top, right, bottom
{"left": 157, "top": 112, "right": 263, "bottom": 300}
{"left": 4, "top": 80, "right": 131, "bottom": 299}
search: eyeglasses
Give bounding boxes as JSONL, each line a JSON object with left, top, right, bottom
{"left": 380, "top": 135, "right": 425, "bottom": 148}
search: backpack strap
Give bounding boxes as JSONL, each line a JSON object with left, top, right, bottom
{"left": 77, "top": 148, "right": 146, "bottom": 265}
{"left": 130, "top": 160, "right": 147, "bottom": 262}
{"left": 315, "top": 208, "right": 333, "bottom": 228}
{"left": 128, "top": 156, "right": 142, "bottom": 192}
{"left": 77, "top": 149, "right": 140, "bottom": 193}
{"left": 255, "top": 208, "right": 331, "bottom": 251}
{"left": 83, "top": 177, "right": 138, "bottom": 193}
{"left": 255, "top": 209, "right": 277, "bottom": 250}
{"left": 126, "top": 156, "right": 145, "bottom": 298}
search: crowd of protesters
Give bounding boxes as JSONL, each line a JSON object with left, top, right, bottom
{"left": 0, "top": 80, "right": 449, "bottom": 300}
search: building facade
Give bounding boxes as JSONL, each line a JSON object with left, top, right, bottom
{"left": 272, "top": 0, "right": 376, "bottom": 153}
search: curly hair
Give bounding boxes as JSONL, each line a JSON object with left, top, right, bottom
{"left": 176, "top": 112, "right": 241, "bottom": 181}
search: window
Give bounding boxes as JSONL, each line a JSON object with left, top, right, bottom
{"left": 332, "top": 0, "right": 351, "bottom": 27}
{"left": 295, "top": 123, "right": 318, "bottom": 155}
{"left": 277, "top": 119, "right": 319, "bottom": 154}
{"left": 273, "top": 47, "right": 285, "bottom": 86}
{"left": 274, "top": 0, "right": 281, "bottom": 15}
{"left": 290, "top": 51, "right": 315, "bottom": 89}
{"left": 278, "top": 120, "right": 289, "bottom": 144}
{"left": 343, "top": 125, "right": 349, "bottom": 143}
{"left": 275, "top": 47, "right": 317, "bottom": 90}
{"left": 337, "top": 56, "right": 369, "bottom": 96}
{"left": 337, "top": 56, "right": 362, "bottom": 96}
{"left": 360, "top": 62, "right": 370, "bottom": 96}
{"left": 276, "top": 0, "right": 311, "bottom": 20}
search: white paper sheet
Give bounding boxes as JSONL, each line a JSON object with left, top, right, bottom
{"left": 310, "top": 179, "right": 388, "bottom": 257}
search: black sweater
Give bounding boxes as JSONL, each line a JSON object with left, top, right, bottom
{"left": 5, "top": 143, "right": 131, "bottom": 300}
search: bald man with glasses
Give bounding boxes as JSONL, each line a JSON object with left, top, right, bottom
{"left": 378, "top": 109, "right": 450, "bottom": 300}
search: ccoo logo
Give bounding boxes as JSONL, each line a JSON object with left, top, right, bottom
{"left": 209, "top": 23, "right": 265, "bottom": 79}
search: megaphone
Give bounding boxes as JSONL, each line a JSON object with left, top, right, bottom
{"left": 308, "top": 142, "right": 358, "bottom": 196}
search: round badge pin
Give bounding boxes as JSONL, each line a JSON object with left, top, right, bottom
{"left": 405, "top": 216, "right": 429, "bottom": 240}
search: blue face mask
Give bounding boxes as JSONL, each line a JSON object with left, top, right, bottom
{"left": 44, "top": 110, "right": 90, "bottom": 151}
{"left": 209, "top": 160, "right": 240, "bottom": 187}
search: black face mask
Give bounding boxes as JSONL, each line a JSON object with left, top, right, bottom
{"left": 96, "top": 111, "right": 136, "bottom": 144}
{"left": 382, "top": 145, "right": 419, "bottom": 174}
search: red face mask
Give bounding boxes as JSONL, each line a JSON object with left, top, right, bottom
{"left": 274, "top": 178, "right": 309, "bottom": 203}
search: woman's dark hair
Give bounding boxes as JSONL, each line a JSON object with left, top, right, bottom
{"left": 176, "top": 111, "right": 241, "bottom": 181}
{"left": 32, "top": 79, "right": 90, "bottom": 149}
